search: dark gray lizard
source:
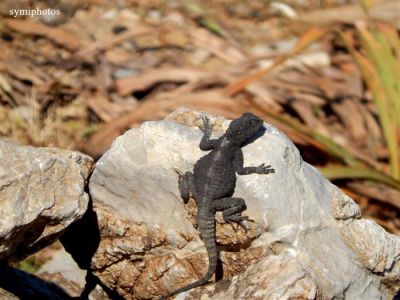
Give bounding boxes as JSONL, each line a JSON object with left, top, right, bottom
{"left": 162, "top": 112, "right": 274, "bottom": 299}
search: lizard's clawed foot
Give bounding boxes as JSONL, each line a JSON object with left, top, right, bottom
{"left": 256, "top": 163, "right": 275, "bottom": 174}
{"left": 178, "top": 171, "right": 191, "bottom": 203}
{"left": 200, "top": 116, "right": 212, "bottom": 133}
{"left": 224, "top": 214, "right": 253, "bottom": 231}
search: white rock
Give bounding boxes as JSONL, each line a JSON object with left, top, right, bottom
{"left": 88, "top": 109, "right": 399, "bottom": 299}
{"left": 0, "top": 140, "right": 93, "bottom": 263}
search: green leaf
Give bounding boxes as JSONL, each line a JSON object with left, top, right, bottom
{"left": 320, "top": 165, "right": 400, "bottom": 189}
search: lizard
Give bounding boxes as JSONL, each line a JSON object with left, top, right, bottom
{"left": 161, "top": 112, "right": 275, "bottom": 299}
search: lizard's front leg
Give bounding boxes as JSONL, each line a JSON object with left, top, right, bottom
{"left": 211, "top": 197, "right": 250, "bottom": 229}
{"left": 234, "top": 150, "right": 275, "bottom": 175}
{"left": 199, "top": 116, "right": 218, "bottom": 151}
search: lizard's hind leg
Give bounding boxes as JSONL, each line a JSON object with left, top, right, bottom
{"left": 178, "top": 172, "right": 196, "bottom": 203}
{"left": 212, "top": 197, "right": 250, "bottom": 229}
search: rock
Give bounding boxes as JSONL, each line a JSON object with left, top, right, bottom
{"left": 36, "top": 247, "right": 111, "bottom": 300}
{"left": 189, "top": 254, "right": 318, "bottom": 300}
{"left": 37, "top": 247, "right": 87, "bottom": 296}
{"left": 0, "top": 140, "right": 93, "bottom": 263}
{"left": 0, "top": 266, "right": 73, "bottom": 300}
{"left": 35, "top": 271, "right": 82, "bottom": 298}
{"left": 87, "top": 109, "right": 399, "bottom": 299}
{"left": 0, "top": 287, "right": 18, "bottom": 300}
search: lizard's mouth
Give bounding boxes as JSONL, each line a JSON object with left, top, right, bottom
{"left": 255, "top": 117, "right": 264, "bottom": 128}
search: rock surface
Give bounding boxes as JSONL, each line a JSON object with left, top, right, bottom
{"left": 0, "top": 266, "right": 73, "bottom": 300}
{"left": 0, "top": 140, "right": 93, "bottom": 263}
{"left": 37, "top": 247, "right": 87, "bottom": 297}
{"left": 37, "top": 247, "right": 110, "bottom": 300}
{"left": 88, "top": 109, "right": 400, "bottom": 299}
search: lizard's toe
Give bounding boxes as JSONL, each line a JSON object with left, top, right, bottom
{"left": 263, "top": 167, "right": 275, "bottom": 174}
{"left": 178, "top": 175, "right": 190, "bottom": 202}
{"left": 224, "top": 214, "right": 253, "bottom": 231}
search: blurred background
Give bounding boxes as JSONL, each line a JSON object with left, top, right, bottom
{"left": 0, "top": 0, "right": 399, "bottom": 271}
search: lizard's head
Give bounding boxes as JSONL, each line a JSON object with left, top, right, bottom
{"left": 226, "top": 112, "right": 264, "bottom": 144}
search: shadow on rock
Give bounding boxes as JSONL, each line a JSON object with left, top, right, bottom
{"left": 60, "top": 196, "right": 123, "bottom": 300}
{"left": 60, "top": 197, "right": 100, "bottom": 271}
{"left": 0, "top": 266, "right": 73, "bottom": 300}
{"left": 60, "top": 195, "right": 105, "bottom": 299}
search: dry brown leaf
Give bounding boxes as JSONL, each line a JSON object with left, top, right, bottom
{"left": 96, "top": 56, "right": 113, "bottom": 94}
{"left": 267, "top": 76, "right": 321, "bottom": 99}
{"left": 348, "top": 182, "right": 400, "bottom": 210}
{"left": 291, "top": 100, "right": 330, "bottom": 136}
{"left": 291, "top": 93, "right": 326, "bottom": 106}
{"left": 75, "top": 25, "right": 153, "bottom": 58}
{"left": 311, "top": 67, "right": 362, "bottom": 99}
{"left": 354, "top": 100, "right": 382, "bottom": 146}
{"left": 84, "top": 92, "right": 132, "bottom": 122}
{"left": 298, "top": 0, "right": 399, "bottom": 26}
{"left": 114, "top": 68, "right": 211, "bottom": 96}
{"left": 105, "top": 49, "right": 140, "bottom": 66}
{"left": 248, "top": 97, "right": 324, "bottom": 148}
{"left": 273, "top": 67, "right": 347, "bottom": 100}
{"left": 331, "top": 98, "right": 367, "bottom": 141}
{"left": 225, "top": 56, "right": 286, "bottom": 97}
{"left": 189, "top": 27, "right": 247, "bottom": 65}
{"left": 3, "top": 59, "right": 47, "bottom": 86}
{"left": 0, "top": 74, "right": 12, "bottom": 94}
{"left": 3, "top": 77, "right": 29, "bottom": 105}
{"left": 244, "top": 82, "right": 282, "bottom": 111}
{"left": 225, "top": 27, "right": 325, "bottom": 96}
{"left": 4, "top": 19, "right": 83, "bottom": 51}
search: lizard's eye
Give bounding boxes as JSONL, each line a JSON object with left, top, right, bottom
{"left": 238, "top": 132, "right": 242, "bottom": 136}
{"left": 248, "top": 121, "right": 254, "bottom": 125}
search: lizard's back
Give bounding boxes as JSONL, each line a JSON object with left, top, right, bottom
{"left": 193, "top": 144, "right": 237, "bottom": 202}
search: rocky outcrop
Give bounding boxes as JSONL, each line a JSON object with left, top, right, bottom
{"left": 1, "top": 109, "right": 397, "bottom": 299}
{"left": 87, "top": 109, "right": 400, "bottom": 299}
{"left": 0, "top": 141, "right": 93, "bottom": 264}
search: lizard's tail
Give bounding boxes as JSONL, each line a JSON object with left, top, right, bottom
{"left": 160, "top": 214, "right": 217, "bottom": 299}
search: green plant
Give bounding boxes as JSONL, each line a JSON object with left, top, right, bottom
{"left": 340, "top": 20, "right": 400, "bottom": 180}
{"left": 15, "top": 256, "right": 40, "bottom": 274}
